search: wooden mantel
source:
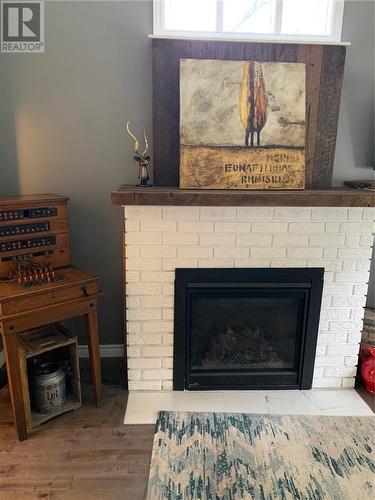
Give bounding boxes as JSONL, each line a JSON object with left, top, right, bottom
{"left": 111, "top": 185, "right": 374, "bottom": 207}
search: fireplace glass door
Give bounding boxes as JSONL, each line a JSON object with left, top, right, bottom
{"left": 190, "top": 290, "right": 304, "bottom": 373}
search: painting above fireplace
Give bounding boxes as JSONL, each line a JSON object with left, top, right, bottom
{"left": 174, "top": 268, "right": 324, "bottom": 391}
{"left": 179, "top": 58, "right": 306, "bottom": 190}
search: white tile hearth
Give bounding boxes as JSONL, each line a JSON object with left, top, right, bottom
{"left": 123, "top": 389, "right": 373, "bottom": 424}
{"left": 124, "top": 391, "right": 178, "bottom": 424}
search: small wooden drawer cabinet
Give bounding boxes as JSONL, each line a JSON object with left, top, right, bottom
{"left": 0, "top": 195, "right": 103, "bottom": 441}
{"left": 18, "top": 324, "right": 82, "bottom": 431}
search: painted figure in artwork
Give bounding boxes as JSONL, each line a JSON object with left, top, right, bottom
{"left": 239, "top": 62, "right": 268, "bottom": 147}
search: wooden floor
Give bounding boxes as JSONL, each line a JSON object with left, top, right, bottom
{"left": 0, "top": 382, "right": 154, "bottom": 500}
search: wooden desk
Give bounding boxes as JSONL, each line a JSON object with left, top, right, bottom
{"left": 0, "top": 267, "right": 103, "bottom": 441}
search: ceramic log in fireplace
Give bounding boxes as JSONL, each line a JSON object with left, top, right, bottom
{"left": 174, "top": 268, "right": 324, "bottom": 390}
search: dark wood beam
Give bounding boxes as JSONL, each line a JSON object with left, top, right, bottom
{"left": 111, "top": 185, "right": 374, "bottom": 207}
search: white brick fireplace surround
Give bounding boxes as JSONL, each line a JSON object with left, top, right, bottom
{"left": 123, "top": 206, "right": 375, "bottom": 391}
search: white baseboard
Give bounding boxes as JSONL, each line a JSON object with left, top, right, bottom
{"left": 0, "top": 350, "right": 4, "bottom": 368}
{"left": 78, "top": 344, "right": 124, "bottom": 359}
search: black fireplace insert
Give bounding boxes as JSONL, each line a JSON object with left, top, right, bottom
{"left": 173, "top": 268, "right": 324, "bottom": 390}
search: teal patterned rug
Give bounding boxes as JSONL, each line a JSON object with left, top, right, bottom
{"left": 147, "top": 411, "right": 375, "bottom": 500}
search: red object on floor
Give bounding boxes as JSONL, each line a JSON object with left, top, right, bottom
{"left": 360, "top": 345, "right": 375, "bottom": 393}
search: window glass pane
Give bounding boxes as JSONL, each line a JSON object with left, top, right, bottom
{"left": 281, "top": 0, "right": 333, "bottom": 36}
{"left": 223, "top": 0, "right": 275, "bottom": 34}
{"left": 164, "top": 0, "right": 217, "bottom": 32}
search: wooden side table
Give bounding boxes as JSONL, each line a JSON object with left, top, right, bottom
{"left": 0, "top": 268, "right": 103, "bottom": 441}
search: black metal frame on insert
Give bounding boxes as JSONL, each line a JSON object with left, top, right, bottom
{"left": 173, "top": 268, "right": 324, "bottom": 391}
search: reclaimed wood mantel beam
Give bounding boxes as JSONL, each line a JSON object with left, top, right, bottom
{"left": 111, "top": 185, "right": 373, "bottom": 207}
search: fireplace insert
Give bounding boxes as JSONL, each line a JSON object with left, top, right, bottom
{"left": 174, "top": 268, "right": 323, "bottom": 390}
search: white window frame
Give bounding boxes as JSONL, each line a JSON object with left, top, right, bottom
{"left": 153, "top": 0, "right": 346, "bottom": 44}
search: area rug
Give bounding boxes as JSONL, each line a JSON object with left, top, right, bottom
{"left": 146, "top": 411, "right": 375, "bottom": 500}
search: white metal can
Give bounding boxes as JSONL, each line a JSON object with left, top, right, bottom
{"left": 33, "top": 362, "right": 66, "bottom": 414}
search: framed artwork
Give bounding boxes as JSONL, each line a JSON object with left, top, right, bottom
{"left": 179, "top": 58, "right": 306, "bottom": 190}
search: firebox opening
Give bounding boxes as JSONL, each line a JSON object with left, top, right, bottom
{"left": 174, "top": 268, "right": 324, "bottom": 391}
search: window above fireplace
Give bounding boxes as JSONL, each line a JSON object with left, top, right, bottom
{"left": 153, "top": 0, "right": 346, "bottom": 43}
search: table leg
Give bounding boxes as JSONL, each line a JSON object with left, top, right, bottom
{"left": 2, "top": 333, "right": 28, "bottom": 441}
{"left": 84, "top": 310, "right": 103, "bottom": 407}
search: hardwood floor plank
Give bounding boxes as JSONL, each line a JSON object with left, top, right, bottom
{"left": 0, "top": 479, "right": 72, "bottom": 489}
{"left": 51, "top": 487, "right": 147, "bottom": 500}
{"left": 0, "top": 452, "right": 70, "bottom": 466}
{"left": 0, "top": 465, "right": 12, "bottom": 477}
{"left": 0, "top": 439, "right": 16, "bottom": 452}
{"left": 4, "top": 462, "right": 151, "bottom": 479}
{"left": 10, "top": 438, "right": 151, "bottom": 453}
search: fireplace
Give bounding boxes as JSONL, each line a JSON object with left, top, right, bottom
{"left": 174, "top": 268, "right": 324, "bottom": 390}
{"left": 118, "top": 204, "right": 373, "bottom": 390}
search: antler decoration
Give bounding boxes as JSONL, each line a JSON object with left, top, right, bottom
{"left": 125, "top": 121, "right": 151, "bottom": 187}
{"left": 142, "top": 125, "right": 149, "bottom": 157}
{"left": 126, "top": 121, "right": 150, "bottom": 159}
{"left": 126, "top": 121, "right": 139, "bottom": 156}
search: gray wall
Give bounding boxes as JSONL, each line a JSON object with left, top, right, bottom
{"left": 333, "top": 0, "right": 374, "bottom": 183}
{"left": 0, "top": 55, "right": 5, "bottom": 197}
{"left": 0, "top": 1, "right": 153, "bottom": 344}
{"left": 332, "top": 0, "right": 375, "bottom": 308}
{"left": 0, "top": 1, "right": 373, "bottom": 347}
